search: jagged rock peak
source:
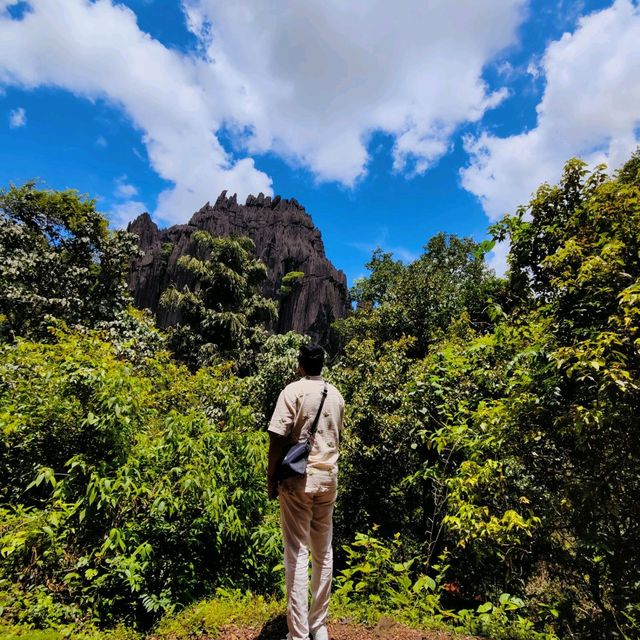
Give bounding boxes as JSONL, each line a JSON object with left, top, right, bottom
{"left": 190, "top": 191, "right": 314, "bottom": 232}
{"left": 127, "top": 192, "right": 349, "bottom": 344}
{"left": 213, "top": 190, "right": 305, "bottom": 212}
{"left": 127, "top": 211, "right": 158, "bottom": 249}
{"left": 245, "top": 192, "right": 273, "bottom": 207}
{"left": 127, "top": 210, "right": 153, "bottom": 229}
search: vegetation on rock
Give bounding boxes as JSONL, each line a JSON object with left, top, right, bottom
{"left": 159, "top": 231, "right": 277, "bottom": 369}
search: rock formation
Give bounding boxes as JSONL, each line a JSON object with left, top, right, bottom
{"left": 127, "top": 191, "right": 349, "bottom": 343}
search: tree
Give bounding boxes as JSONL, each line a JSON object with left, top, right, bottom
{"left": 0, "top": 328, "right": 280, "bottom": 627}
{"left": 337, "top": 233, "right": 501, "bottom": 355}
{"left": 0, "top": 182, "right": 139, "bottom": 340}
{"left": 350, "top": 248, "right": 404, "bottom": 309}
{"left": 160, "top": 231, "right": 277, "bottom": 368}
{"left": 333, "top": 153, "right": 640, "bottom": 637}
{"left": 489, "top": 155, "right": 640, "bottom": 636}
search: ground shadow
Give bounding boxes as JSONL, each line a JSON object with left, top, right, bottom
{"left": 255, "top": 614, "right": 289, "bottom": 639}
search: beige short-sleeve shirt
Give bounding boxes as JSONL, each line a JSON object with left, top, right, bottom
{"left": 268, "top": 375, "right": 344, "bottom": 482}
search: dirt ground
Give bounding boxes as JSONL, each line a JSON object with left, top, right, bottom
{"left": 215, "top": 615, "right": 480, "bottom": 640}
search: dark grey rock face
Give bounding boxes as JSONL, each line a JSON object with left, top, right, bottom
{"left": 127, "top": 192, "right": 349, "bottom": 343}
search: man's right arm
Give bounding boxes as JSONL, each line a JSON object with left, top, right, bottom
{"left": 267, "top": 432, "right": 287, "bottom": 499}
{"left": 266, "top": 387, "right": 296, "bottom": 499}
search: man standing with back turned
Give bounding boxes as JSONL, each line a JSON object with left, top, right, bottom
{"left": 267, "top": 343, "right": 345, "bottom": 640}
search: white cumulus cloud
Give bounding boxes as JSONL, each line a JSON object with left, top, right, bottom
{"left": 183, "top": 0, "right": 525, "bottom": 185}
{"left": 0, "top": 0, "right": 272, "bottom": 224}
{"left": 115, "top": 176, "right": 139, "bottom": 199}
{"left": 461, "top": 0, "right": 640, "bottom": 222}
{"left": 0, "top": 0, "right": 528, "bottom": 224}
{"left": 8, "top": 105, "right": 26, "bottom": 127}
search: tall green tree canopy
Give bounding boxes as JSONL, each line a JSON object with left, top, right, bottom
{"left": 350, "top": 248, "right": 404, "bottom": 309}
{"left": 334, "top": 152, "right": 640, "bottom": 638}
{"left": 0, "top": 182, "right": 139, "bottom": 340}
{"left": 487, "top": 155, "right": 640, "bottom": 634}
{"left": 338, "top": 232, "right": 501, "bottom": 355}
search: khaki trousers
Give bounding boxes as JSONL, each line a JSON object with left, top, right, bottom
{"left": 279, "top": 477, "right": 337, "bottom": 640}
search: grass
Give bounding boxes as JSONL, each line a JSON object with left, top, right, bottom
{"left": 149, "top": 591, "right": 285, "bottom": 639}
{"left": 0, "top": 591, "right": 553, "bottom": 640}
{"left": 0, "top": 623, "right": 140, "bottom": 640}
{"left": 0, "top": 592, "right": 283, "bottom": 640}
{"left": 0, "top": 596, "right": 460, "bottom": 640}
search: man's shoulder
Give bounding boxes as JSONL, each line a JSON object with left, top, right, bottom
{"left": 283, "top": 378, "right": 305, "bottom": 392}
{"left": 282, "top": 377, "right": 343, "bottom": 402}
{"left": 280, "top": 378, "right": 306, "bottom": 399}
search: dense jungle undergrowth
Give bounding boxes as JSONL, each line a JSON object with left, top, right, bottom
{"left": 1, "top": 152, "right": 639, "bottom": 639}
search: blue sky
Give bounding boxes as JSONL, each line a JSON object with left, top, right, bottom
{"left": 1, "top": 0, "right": 638, "bottom": 284}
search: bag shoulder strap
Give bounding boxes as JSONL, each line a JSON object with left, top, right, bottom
{"left": 306, "top": 380, "right": 328, "bottom": 443}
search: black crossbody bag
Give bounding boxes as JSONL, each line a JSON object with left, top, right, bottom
{"left": 277, "top": 381, "right": 328, "bottom": 480}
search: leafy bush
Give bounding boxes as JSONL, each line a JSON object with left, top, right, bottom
{"left": 93, "top": 308, "right": 168, "bottom": 371}
{"left": 247, "top": 332, "right": 308, "bottom": 423}
{"left": 0, "top": 329, "right": 280, "bottom": 629}
{"left": 335, "top": 529, "right": 557, "bottom": 639}
{"left": 0, "top": 327, "right": 149, "bottom": 501}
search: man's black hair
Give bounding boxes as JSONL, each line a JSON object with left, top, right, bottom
{"left": 298, "top": 343, "right": 324, "bottom": 376}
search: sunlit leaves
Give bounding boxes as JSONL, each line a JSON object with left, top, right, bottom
{"left": 0, "top": 182, "right": 139, "bottom": 341}
{"left": 0, "top": 329, "right": 280, "bottom": 627}
{"left": 334, "top": 151, "right": 640, "bottom": 637}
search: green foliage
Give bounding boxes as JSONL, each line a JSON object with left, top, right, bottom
{"left": 457, "top": 594, "right": 557, "bottom": 640}
{"left": 334, "top": 529, "right": 446, "bottom": 620}
{"left": 93, "top": 308, "right": 168, "bottom": 371}
{"left": 332, "top": 336, "right": 420, "bottom": 547}
{"left": 333, "top": 322, "right": 541, "bottom": 598}
{"left": 0, "top": 328, "right": 148, "bottom": 501}
{"left": 486, "top": 156, "right": 640, "bottom": 636}
{"left": 247, "top": 332, "right": 308, "bottom": 423}
{"left": 350, "top": 249, "right": 404, "bottom": 309}
{"left": 279, "top": 270, "right": 305, "bottom": 296}
{"left": 0, "top": 623, "right": 140, "bottom": 640}
{"left": 0, "top": 329, "right": 281, "bottom": 629}
{"left": 334, "top": 529, "right": 557, "bottom": 639}
{"left": 0, "top": 182, "right": 139, "bottom": 341}
{"left": 334, "top": 153, "right": 640, "bottom": 638}
{"left": 337, "top": 233, "right": 502, "bottom": 355}
{"left": 160, "top": 232, "right": 277, "bottom": 368}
